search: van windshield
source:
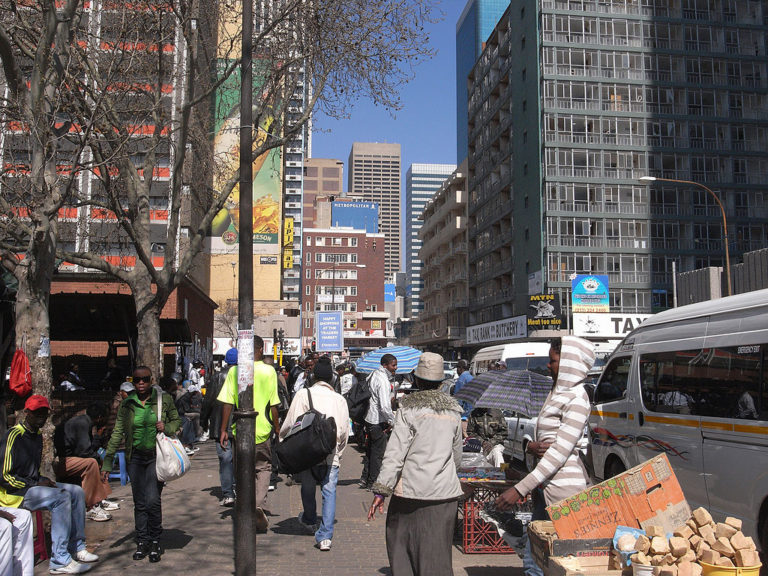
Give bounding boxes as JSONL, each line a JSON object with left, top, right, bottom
{"left": 506, "top": 357, "right": 550, "bottom": 376}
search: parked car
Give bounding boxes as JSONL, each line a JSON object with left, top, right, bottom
{"left": 502, "top": 412, "right": 537, "bottom": 472}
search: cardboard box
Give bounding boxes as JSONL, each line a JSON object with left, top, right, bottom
{"left": 547, "top": 454, "right": 691, "bottom": 540}
{"left": 544, "top": 555, "right": 625, "bottom": 576}
{"left": 530, "top": 521, "right": 614, "bottom": 570}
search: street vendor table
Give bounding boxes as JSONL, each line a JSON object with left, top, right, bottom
{"left": 457, "top": 466, "right": 528, "bottom": 554}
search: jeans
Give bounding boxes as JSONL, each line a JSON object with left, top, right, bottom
{"left": 216, "top": 442, "right": 235, "bottom": 499}
{"left": 364, "top": 423, "right": 388, "bottom": 486}
{"left": 180, "top": 417, "right": 196, "bottom": 446}
{"left": 127, "top": 449, "right": 164, "bottom": 543}
{"left": 299, "top": 465, "right": 339, "bottom": 543}
{"left": 522, "top": 488, "right": 549, "bottom": 576}
{"left": 22, "top": 483, "right": 86, "bottom": 570}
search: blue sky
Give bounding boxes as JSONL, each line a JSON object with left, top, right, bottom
{"left": 310, "top": 2, "right": 465, "bottom": 184}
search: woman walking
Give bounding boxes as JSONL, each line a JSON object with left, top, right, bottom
{"left": 101, "top": 366, "right": 181, "bottom": 563}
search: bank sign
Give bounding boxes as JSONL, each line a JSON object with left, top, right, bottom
{"left": 572, "top": 313, "right": 652, "bottom": 338}
{"left": 571, "top": 275, "right": 609, "bottom": 313}
{"left": 315, "top": 311, "right": 344, "bottom": 352}
{"left": 467, "top": 315, "right": 527, "bottom": 345}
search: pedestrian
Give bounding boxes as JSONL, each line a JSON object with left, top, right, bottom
{"left": 280, "top": 356, "right": 349, "bottom": 552}
{"left": 169, "top": 376, "right": 199, "bottom": 456}
{"left": 0, "top": 395, "right": 99, "bottom": 574}
{"left": 54, "top": 402, "right": 117, "bottom": 522}
{"left": 218, "top": 335, "right": 280, "bottom": 532}
{"left": 0, "top": 507, "right": 33, "bottom": 576}
{"left": 367, "top": 352, "right": 463, "bottom": 576}
{"left": 100, "top": 366, "right": 182, "bottom": 564}
{"left": 201, "top": 347, "right": 236, "bottom": 506}
{"left": 359, "top": 353, "right": 397, "bottom": 490}
{"left": 291, "top": 353, "right": 317, "bottom": 399}
{"left": 494, "top": 336, "right": 596, "bottom": 576}
{"left": 452, "top": 359, "right": 474, "bottom": 437}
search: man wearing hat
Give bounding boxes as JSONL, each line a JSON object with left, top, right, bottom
{"left": 202, "top": 348, "right": 237, "bottom": 506}
{"left": 279, "top": 355, "right": 349, "bottom": 552}
{"left": 367, "top": 352, "right": 463, "bottom": 576}
{"left": 0, "top": 395, "right": 98, "bottom": 574}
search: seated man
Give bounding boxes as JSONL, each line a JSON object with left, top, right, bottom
{"left": 466, "top": 407, "right": 508, "bottom": 467}
{"left": 54, "top": 402, "right": 117, "bottom": 522}
{"left": 0, "top": 506, "right": 33, "bottom": 576}
{"left": 0, "top": 395, "right": 99, "bottom": 575}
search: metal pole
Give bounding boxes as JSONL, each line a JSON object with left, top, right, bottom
{"left": 235, "top": 0, "right": 256, "bottom": 569}
{"left": 640, "top": 177, "right": 731, "bottom": 296}
{"left": 671, "top": 260, "right": 678, "bottom": 308}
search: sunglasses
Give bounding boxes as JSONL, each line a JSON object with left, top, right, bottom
{"left": 133, "top": 375, "right": 151, "bottom": 383}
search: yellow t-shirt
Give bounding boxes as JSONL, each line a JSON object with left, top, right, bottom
{"left": 217, "top": 362, "right": 279, "bottom": 444}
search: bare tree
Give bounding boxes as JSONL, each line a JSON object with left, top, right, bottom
{"left": 1, "top": 0, "right": 440, "bottom": 379}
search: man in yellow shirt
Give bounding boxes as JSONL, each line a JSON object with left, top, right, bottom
{"left": 218, "top": 335, "right": 280, "bottom": 531}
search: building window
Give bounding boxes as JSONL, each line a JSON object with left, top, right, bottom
{"left": 316, "top": 253, "right": 322, "bottom": 262}
{"left": 522, "top": 68, "right": 526, "bottom": 81}
{"left": 524, "top": 163, "right": 528, "bottom": 175}
{"left": 521, "top": 6, "right": 524, "bottom": 18}
{"left": 332, "top": 237, "right": 342, "bottom": 246}
{"left": 521, "top": 36, "right": 525, "bottom": 50}
{"left": 305, "top": 318, "right": 311, "bottom": 328}
{"left": 351, "top": 286, "right": 357, "bottom": 296}
{"left": 306, "top": 236, "right": 311, "bottom": 246}
{"left": 306, "top": 253, "right": 311, "bottom": 264}
{"left": 523, "top": 130, "right": 528, "bottom": 144}
{"left": 316, "top": 237, "right": 325, "bottom": 246}
{"left": 305, "top": 285, "right": 310, "bottom": 295}
{"left": 524, "top": 195, "right": 529, "bottom": 208}
{"left": 350, "top": 238, "right": 358, "bottom": 247}
{"left": 525, "top": 228, "right": 530, "bottom": 240}
{"left": 523, "top": 100, "right": 527, "bottom": 112}
{"left": 305, "top": 269, "right": 311, "bottom": 279}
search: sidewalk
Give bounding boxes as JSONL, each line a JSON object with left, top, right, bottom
{"left": 34, "top": 441, "right": 523, "bottom": 575}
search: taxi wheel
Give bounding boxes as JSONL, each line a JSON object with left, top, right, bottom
{"left": 605, "top": 457, "right": 626, "bottom": 479}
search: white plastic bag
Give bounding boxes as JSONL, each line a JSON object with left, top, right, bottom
{"left": 155, "top": 394, "right": 191, "bottom": 482}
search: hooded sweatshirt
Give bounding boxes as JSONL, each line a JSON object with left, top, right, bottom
{"left": 514, "top": 336, "right": 596, "bottom": 505}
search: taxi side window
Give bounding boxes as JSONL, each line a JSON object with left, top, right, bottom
{"left": 594, "top": 357, "right": 632, "bottom": 403}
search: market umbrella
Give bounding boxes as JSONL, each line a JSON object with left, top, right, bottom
{"left": 473, "top": 370, "right": 553, "bottom": 417}
{"left": 355, "top": 346, "right": 422, "bottom": 375}
{"left": 454, "top": 370, "right": 552, "bottom": 410}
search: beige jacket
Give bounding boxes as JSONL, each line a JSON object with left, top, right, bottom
{"left": 279, "top": 382, "right": 349, "bottom": 468}
{"left": 372, "top": 390, "right": 464, "bottom": 501}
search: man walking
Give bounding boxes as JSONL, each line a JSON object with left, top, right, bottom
{"left": 202, "top": 348, "right": 237, "bottom": 506}
{"left": 360, "top": 354, "right": 397, "bottom": 490}
{"left": 0, "top": 395, "right": 98, "bottom": 574}
{"left": 452, "top": 359, "right": 474, "bottom": 436}
{"left": 280, "top": 356, "right": 349, "bottom": 552}
{"left": 218, "top": 336, "right": 280, "bottom": 531}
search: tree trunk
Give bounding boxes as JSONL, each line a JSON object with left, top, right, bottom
{"left": 134, "top": 275, "right": 163, "bottom": 380}
{"left": 14, "top": 224, "right": 56, "bottom": 477}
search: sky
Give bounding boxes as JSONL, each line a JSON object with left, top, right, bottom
{"left": 310, "top": 2, "right": 465, "bottom": 185}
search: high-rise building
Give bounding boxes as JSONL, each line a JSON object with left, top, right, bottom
{"left": 405, "top": 163, "right": 456, "bottom": 317}
{"left": 455, "top": 0, "right": 510, "bottom": 163}
{"left": 303, "top": 158, "right": 344, "bottom": 229}
{"left": 466, "top": 1, "right": 768, "bottom": 348}
{"left": 347, "top": 142, "right": 402, "bottom": 277}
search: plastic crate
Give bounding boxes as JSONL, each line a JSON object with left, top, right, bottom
{"left": 458, "top": 484, "right": 529, "bottom": 554}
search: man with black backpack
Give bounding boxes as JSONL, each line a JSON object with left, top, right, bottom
{"left": 279, "top": 356, "right": 348, "bottom": 552}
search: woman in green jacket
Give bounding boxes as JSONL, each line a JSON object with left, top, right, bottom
{"left": 101, "top": 366, "right": 180, "bottom": 563}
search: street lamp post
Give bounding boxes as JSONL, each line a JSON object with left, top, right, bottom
{"left": 639, "top": 176, "right": 731, "bottom": 296}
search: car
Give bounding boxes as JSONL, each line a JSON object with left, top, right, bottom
{"left": 443, "top": 361, "right": 457, "bottom": 381}
{"left": 502, "top": 412, "right": 537, "bottom": 472}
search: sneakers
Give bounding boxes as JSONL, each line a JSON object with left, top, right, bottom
{"left": 86, "top": 507, "right": 111, "bottom": 522}
{"left": 75, "top": 550, "right": 99, "bottom": 563}
{"left": 297, "top": 512, "right": 318, "bottom": 534}
{"left": 49, "top": 560, "right": 92, "bottom": 574}
{"left": 317, "top": 539, "right": 332, "bottom": 551}
{"left": 268, "top": 484, "right": 275, "bottom": 492}
{"left": 184, "top": 446, "right": 200, "bottom": 456}
{"left": 255, "top": 507, "right": 269, "bottom": 532}
{"left": 100, "top": 500, "right": 120, "bottom": 511}
{"left": 148, "top": 541, "right": 161, "bottom": 563}
{"left": 132, "top": 542, "right": 148, "bottom": 560}
{"left": 220, "top": 496, "right": 235, "bottom": 507}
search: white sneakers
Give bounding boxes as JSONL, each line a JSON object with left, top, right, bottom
{"left": 100, "top": 500, "right": 119, "bottom": 511}
{"left": 75, "top": 550, "right": 99, "bottom": 563}
{"left": 184, "top": 446, "right": 200, "bottom": 456}
{"left": 85, "top": 507, "right": 111, "bottom": 522}
{"left": 318, "top": 539, "right": 332, "bottom": 551}
{"left": 49, "top": 559, "right": 92, "bottom": 574}
{"left": 220, "top": 497, "right": 235, "bottom": 507}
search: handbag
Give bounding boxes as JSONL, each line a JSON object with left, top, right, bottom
{"left": 275, "top": 389, "right": 337, "bottom": 475}
{"left": 155, "top": 393, "right": 191, "bottom": 482}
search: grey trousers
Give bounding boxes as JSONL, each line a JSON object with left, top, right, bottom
{"left": 385, "top": 496, "right": 458, "bottom": 576}
{"left": 254, "top": 440, "right": 272, "bottom": 509}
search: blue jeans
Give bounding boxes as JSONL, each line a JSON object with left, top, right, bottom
{"left": 522, "top": 488, "right": 549, "bottom": 576}
{"left": 299, "top": 465, "right": 339, "bottom": 543}
{"left": 22, "top": 483, "right": 86, "bottom": 570}
{"left": 216, "top": 442, "right": 234, "bottom": 499}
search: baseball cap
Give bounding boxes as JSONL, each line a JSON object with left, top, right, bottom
{"left": 120, "top": 381, "right": 135, "bottom": 393}
{"left": 25, "top": 395, "right": 50, "bottom": 412}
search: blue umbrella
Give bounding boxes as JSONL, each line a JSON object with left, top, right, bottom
{"left": 355, "top": 346, "right": 422, "bottom": 374}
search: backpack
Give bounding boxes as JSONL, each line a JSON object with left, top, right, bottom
{"left": 344, "top": 374, "right": 372, "bottom": 424}
{"left": 9, "top": 346, "right": 32, "bottom": 397}
{"left": 275, "top": 389, "right": 337, "bottom": 475}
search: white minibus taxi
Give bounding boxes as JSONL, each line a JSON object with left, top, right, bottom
{"left": 469, "top": 341, "right": 551, "bottom": 376}
{"left": 589, "top": 288, "right": 768, "bottom": 551}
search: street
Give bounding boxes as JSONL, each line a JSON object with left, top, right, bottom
{"left": 33, "top": 441, "right": 523, "bottom": 575}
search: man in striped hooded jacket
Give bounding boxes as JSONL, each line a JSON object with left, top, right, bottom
{"left": 495, "top": 335, "right": 596, "bottom": 576}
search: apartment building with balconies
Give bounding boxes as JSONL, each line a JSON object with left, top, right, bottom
{"left": 466, "top": 0, "right": 768, "bottom": 345}
{"left": 412, "top": 162, "right": 469, "bottom": 354}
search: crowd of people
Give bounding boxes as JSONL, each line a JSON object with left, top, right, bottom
{"left": 0, "top": 335, "right": 599, "bottom": 576}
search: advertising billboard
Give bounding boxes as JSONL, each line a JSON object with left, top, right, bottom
{"left": 315, "top": 311, "right": 344, "bottom": 352}
{"left": 331, "top": 201, "right": 379, "bottom": 233}
{"left": 572, "top": 313, "right": 653, "bottom": 338}
{"left": 571, "top": 275, "right": 610, "bottom": 313}
{"left": 527, "top": 294, "right": 562, "bottom": 330}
